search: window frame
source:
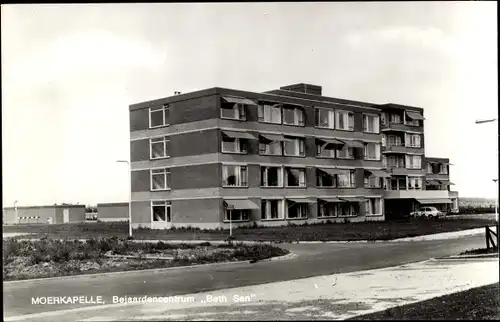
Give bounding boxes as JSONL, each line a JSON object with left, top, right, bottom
{"left": 149, "top": 136, "right": 170, "bottom": 160}
{"left": 362, "top": 113, "right": 380, "bottom": 134}
{"left": 315, "top": 107, "right": 335, "bottom": 129}
{"left": 335, "top": 110, "right": 355, "bottom": 131}
{"left": 286, "top": 201, "right": 309, "bottom": 219}
{"left": 151, "top": 200, "right": 172, "bottom": 223}
{"left": 284, "top": 167, "right": 307, "bottom": 188}
{"left": 405, "top": 155, "right": 422, "bottom": 169}
{"left": 336, "top": 169, "right": 356, "bottom": 188}
{"left": 283, "top": 136, "right": 305, "bottom": 157}
{"left": 318, "top": 201, "right": 340, "bottom": 218}
{"left": 150, "top": 168, "right": 171, "bottom": 191}
{"left": 260, "top": 166, "right": 283, "bottom": 187}
{"left": 364, "top": 142, "right": 381, "bottom": 161}
{"left": 364, "top": 174, "right": 382, "bottom": 189}
{"left": 365, "top": 198, "right": 382, "bottom": 216}
{"left": 224, "top": 209, "right": 250, "bottom": 222}
{"left": 405, "top": 133, "right": 421, "bottom": 148}
{"left": 336, "top": 145, "right": 355, "bottom": 159}
{"left": 261, "top": 199, "right": 284, "bottom": 220}
{"left": 221, "top": 137, "right": 248, "bottom": 154}
{"left": 220, "top": 103, "right": 247, "bottom": 121}
{"left": 222, "top": 164, "right": 249, "bottom": 187}
{"left": 149, "top": 105, "right": 169, "bottom": 129}
{"left": 282, "top": 106, "right": 305, "bottom": 126}
{"left": 258, "top": 103, "right": 282, "bottom": 124}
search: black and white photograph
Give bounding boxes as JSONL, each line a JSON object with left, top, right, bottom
{"left": 2, "top": 1, "right": 498, "bottom": 321}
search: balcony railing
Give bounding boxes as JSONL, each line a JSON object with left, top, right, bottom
{"left": 381, "top": 122, "right": 423, "bottom": 133}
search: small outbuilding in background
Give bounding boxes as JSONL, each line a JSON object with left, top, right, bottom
{"left": 2, "top": 204, "right": 86, "bottom": 225}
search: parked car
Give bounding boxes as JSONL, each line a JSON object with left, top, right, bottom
{"left": 410, "top": 207, "right": 445, "bottom": 219}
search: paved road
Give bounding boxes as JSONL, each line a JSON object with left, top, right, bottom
{"left": 3, "top": 234, "right": 486, "bottom": 318}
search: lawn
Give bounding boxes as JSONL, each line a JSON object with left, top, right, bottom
{"left": 2, "top": 237, "right": 288, "bottom": 281}
{"left": 353, "top": 283, "right": 500, "bottom": 320}
{"left": 2, "top": 217, "right": 495, "bottom": 242}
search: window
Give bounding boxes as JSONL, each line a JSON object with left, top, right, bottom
{"left": 222, "top": 165, "right": 248, "bottom": 187}
{"left": 364, "top": 175, "right": 382, "bottom": 188}
{"left": 439, "top": 164, "right": 448, "bottom": 174}
{"left": 152, "top": 201, "right": 171, "bottom": 222}
{"left": 338, "top": 203, "right": 357, "bottom": 217}
{"left": 405, "top": 113, "right": 420, "bottom": 126}
{"left": 427, "top": 163, "right": 433, "bottom": 174}
{"left": 261, "top": 199, "right": 284, "bottom": 220}
{"left": 363, "top": 114, "right": 380, "bottom": 133}
{"left": 387, "top": 135, "right": 403, "bottom": 146}
{"left": 283, "top": 137, "right": 305, "bottom": 157}
{"left": 387, "top": 155, "right": 405, "bottom": 168}
{"left": 408, "top": 177, "right": 423, "bottom": 190}
{"left": 258, "top": 103, "right": 281, "bottom": 124}
{"left": 259, "top": 140, "right": 282, "bottom": 156}
{"left": 317, "top": 170, "right": 336, "bottom": 187}
{"left": 316, "top": 141, "right": 336, "bottom": 158}
{"left": 222, "top": 137, "right": 247, "bottom": 154}
{"left": 381, "top": 112, "right": 387, "bottom": 125}
{"left": 225, "top": 209, "right": 249, "bottom": 222}
{"left": 150, "top": 168, "right": 171, "bottom": 191}
{"left": 315, "top": 108, "right": 334, "bottom": 129}
{"left": 287, "top": 202, "right": 308, "bottom": 219}
{"left": 336, "top": 145, "right": 354, "bottom": 159}
{"left": 337, "top": 170, "right": 356, "bottom": 188}
{"left": 150, "top": 137, "right": 169, "bottom": 159}
{"left": 389, "top": 113, "right": 401, "bottom": 124}
{"left": 285, "top": 168, "right": 306, "bottom": 187}
{"left": 406, "top": 155, "right": 422, "bottom": 169}
{"left": 405, "top": 134, "right": 421, "bottom": 148}
{"left": 335, "top": 111, "right": 354, "bottom": 131}
{"left": 365, "top": 198, "right": 382, "bottom": 216}
{"left": 149, "top": 105, "right": 169, "bottom": 128}
{"left": 221, "top": 103, "right": 246, "bottom": 120}
{"left": 261, "top": 166, "right": 283, "bottom": 187}
{"left": 364, "top": 143, "right": 381, "bottom": 160}
{"left": 318, "top": 202, "right": 339, "bottom": 218}
{"left": 283, "top": 107, "right": 304, "bottom": 126}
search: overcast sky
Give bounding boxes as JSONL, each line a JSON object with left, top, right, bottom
{"left": 2, "top": 2, "right": 498, "bottom": 206}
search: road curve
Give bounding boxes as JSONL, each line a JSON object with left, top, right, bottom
{"left": 3, "top": 234, "right": 486, "bottom": 318}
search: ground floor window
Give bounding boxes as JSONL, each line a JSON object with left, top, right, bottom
{"left": 365, "top": 198, "right": 382, "bottom": 216}
{"left": 338, "top": 203, "right": 358, "bottom": 217}
{"left": 287, "top": 202, "right": 308, "bottom": 219}
{"left": 318, "top": 202, "right": 340, "bottom": 218}
{"left": 224, "top": 209, "right": 250, "bottom": 222}
{"left": 152, "top": 200, "right": 171, "bottom": 222}
{"left": 261, "top": 199, "right": 284, "bottom": 220}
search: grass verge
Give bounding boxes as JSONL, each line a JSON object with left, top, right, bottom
{"left": 460, "top": 247, "right": 499, "bottom": 255}
{"left": 2, "top": 237, "right": 288, "bottom": 281}
{"left": 353, "top": 283, "right": 500, "bottom": 320}
{"left": 2, "top": 218, "right": 495, "bottom": 242}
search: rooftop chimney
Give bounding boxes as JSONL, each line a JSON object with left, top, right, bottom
{"left": 279, "top": 83, "right": 322, "bottom": 96}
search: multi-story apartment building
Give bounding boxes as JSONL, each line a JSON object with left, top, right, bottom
{"left": 128, "top": 83, "right": 458, "bottom": 229}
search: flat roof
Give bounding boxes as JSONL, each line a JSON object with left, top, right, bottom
{"left": 3, "top": 204, "right": 85, "bottom": 210}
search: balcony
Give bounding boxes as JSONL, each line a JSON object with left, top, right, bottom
{"left": 384, "top": 190, "right": 453, "bottom": 199}
{"left": 382, "top": 145, "right": 424, "bottom": 155}
{"left": 381, "top": 122, "right": 423, "bottom": 133}
{"left": 390, "top": 167, "right": 426, "bottom": 176}
{"left": 426, "top": 173, "right": 450, "bottom": 181}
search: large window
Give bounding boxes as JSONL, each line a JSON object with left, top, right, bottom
{"left": 363, "top": 114, "right": 380, "bottom": 133}
{"left": 317, "top": 170, "right": 336, "bottom": 187}
{"left": 221, "top": 103, "right": 246, "bottom": 120}
{"left": 259, "top": 138, "right": 282, "bottom": 156}
{"left": 318, "top": 201, "right": 339, "bottom": 218}
{"left": 427, "top": 163, "right": 433, "bottom": 174}
{"left": 225, "top": 209, "right": 250, "bottom": 222}
{"left": 439, "top": 164, "right": 448, "bottom": 174}
{"left": 408, "top": 177, "right": 423, "bottom": 190}
{"left": 365, "top": 198, "right": 382, "bottom": 216}
{"left": 261, "top": 199, "right": 284, "bottom": 220}
{"left": 283, "top": 107, "right": 304, "bottom": 126}
{"left": 335, "top": 110, "right": 354, "bottom": 131}
{"left": 316, "top": 141, "right": 336, "bottom": 158}
{"left": 386, "top": 155, "right": 405, "bottom": 168}
{"left": 315, "top": 107, "right": 335, "bottom": 129}
{"left": 406, "top": 155, "right": 422, "bottom": 169}
{"left": 221, "top": 137, "right": 247, "bottom": 154}
{"left": 152, "top": 201, "right": 171, "bottom": 222}
{"left": 287, "top": 202, "right": 308, "bottom": 219}
{"left": 389, "top": 113, "right": 402, "bottom": 124}
{"left": 336, "top": 145, "right": 354, "bottom": 159}
{"left": 258, "top": 103, "right": 281, "bottom": 124}
{"left": 150, "top": 136, "right": 169, "bottom": 159}
{"left": 149, "top": 105, "right": 169, "bottom": 128}
{"left": 285, "top": 168, "right": 306, "bottom": 187}
{"left": 150, "top": 168, "right": 171, "bottom": 191}
{"left": 405, "top": 134, "right": 421, "bottom": 148}
{"left": 337, "top": 170, "right": 356, "bottom": 188}
{"left": 364, "top": 174, "right": 382, "bottom": 188}
{"left": 261, "top": 166, "right": 283, "bottom": 187}
{"left": 222, "top": 165, "right": 248, "bottom": 187}
{"left": 386, "top": 134, "right": 403, "bottom": 146}
{"left": 338, "top": 203, "right": 357, "bottom": 217}
{"left": 283, "top": 137, "right": 305, "bottom": 157}
{"left": 364, "top": 143, "right": 381, "bottom": 160}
